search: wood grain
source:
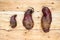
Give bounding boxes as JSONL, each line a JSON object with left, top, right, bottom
{"left": 0, "top": 0, "right": 60, "bottom": 40}
{"left": 0, "top": 0, "right": 60, "bottom": 12}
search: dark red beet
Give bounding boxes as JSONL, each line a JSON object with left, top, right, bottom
{"left": 41, "top": 7, "right": 52, "bottom": 33}
{"left": 23, "top": 8, "right": 34, "bottom": 30}
{"left": 10, "top": 14, "right": 17, "bottom": 28}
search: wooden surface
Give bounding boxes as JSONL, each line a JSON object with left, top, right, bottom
{"left": 0, "top": 0, "right": 60, "bottom": 12}
{"left": 0, "top": 0, "right": 60, "bottom": 40}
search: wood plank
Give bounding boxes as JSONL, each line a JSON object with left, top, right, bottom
{"left": 0, "top": 11, "right": 60, "bottom": 40}
{"left": 0, "top": 0, "right": 60, "bottom": 40}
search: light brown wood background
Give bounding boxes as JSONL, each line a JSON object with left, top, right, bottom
{"left": 0, "top": 0, "right": 60, "bottom": 40}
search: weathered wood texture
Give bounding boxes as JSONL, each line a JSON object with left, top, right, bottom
{"left": 0, "top": 0, "right": 60, "bottom": 40}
